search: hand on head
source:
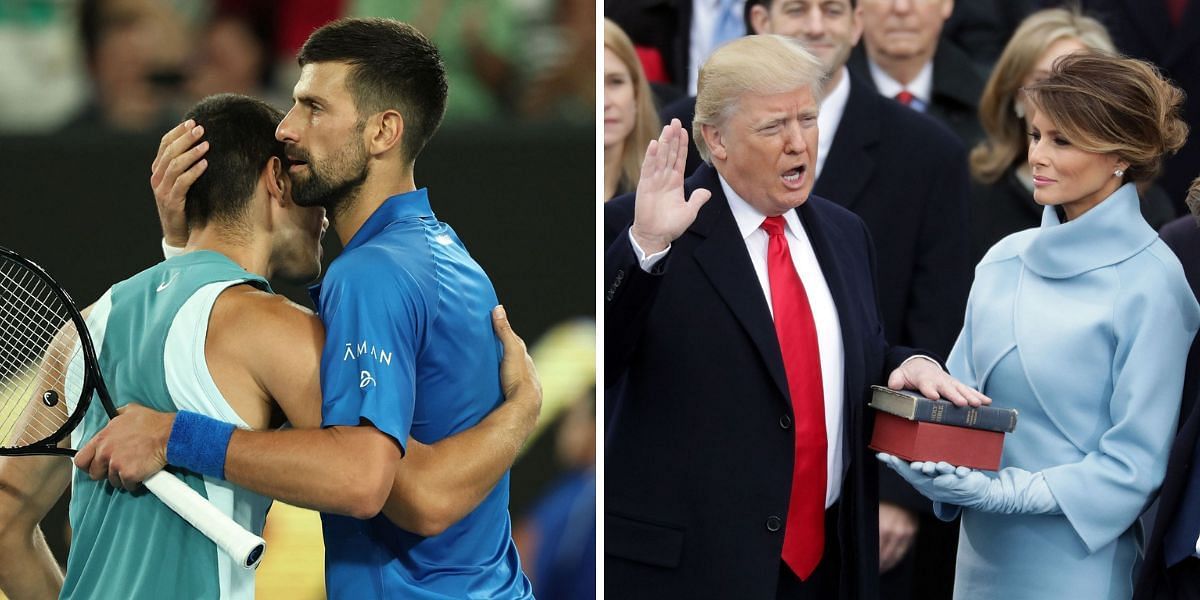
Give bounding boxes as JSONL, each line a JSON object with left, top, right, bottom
{"left": 151, "top": 120, "right": 210, "bottom": 247}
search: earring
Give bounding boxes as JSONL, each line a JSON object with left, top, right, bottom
{"left": 1114, "top": 168, "right": 1125, "bottom": 178}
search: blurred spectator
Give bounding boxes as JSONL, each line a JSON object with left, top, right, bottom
{"left": 0, "top": 0, "right": 88, "bottom": 133}
{"left": 849, "top": 0, "right": 986, "bottom": 146}
{"left": 520, "top": 0, "right": 594, "bottom": 122}
{"left": 514, "top": 392, "right": 596, "bottom": 600}
{"left": 941, "top": 0, "right": 1038, "bottom": 70}
{"left": 968, "top": 7, "right": 1174, "bottom": 265}
{"left": 351, "top": 0, "right": 521, "bottom": 121}
{"left": 604, "top": 19, "right": 660, "bottom": 201}
{"left": 187, "top": 4, "right": 283, "bottom": 107}
{"left": 64, "top": 0, "right": 191, "bottom": 134}
{"left": 605, "top": 0, "right": 745, "bottom": 96}
{"left": 1074, "top": 0, "right": 1200, "bottom": 212}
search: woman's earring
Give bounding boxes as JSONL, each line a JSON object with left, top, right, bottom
{"left": 1114, "top": 168, "right": 1125, "bottom": 178}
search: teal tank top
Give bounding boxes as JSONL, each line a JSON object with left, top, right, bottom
{"left": 62, "top": 251, "right": 274, "bottom": 600}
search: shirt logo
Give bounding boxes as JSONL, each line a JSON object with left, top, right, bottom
{"left": 359, "top": 370, "right": 376, "bottom": 389}
{"left": 156, "top": 273, "right": 179, "bottom": 292}
{"left": 343, "top": 341, "right": 393, "bottom": 366}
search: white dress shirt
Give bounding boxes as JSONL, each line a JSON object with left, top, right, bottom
{"left": 629, "top": 175, "right": 846, "bottom": 506}
{"left": 868, "top": 59, "right": 933, "bottom": 111}
{"left": 815, "top": 66, "right": 851, "bottom": 181}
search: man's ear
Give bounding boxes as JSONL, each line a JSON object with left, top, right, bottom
{"left": 701, "top": 123, "right": 728, "bottom": 162}
{"left": 749, "top": 4, "right": 771, "bottom": 35}
{"left": 367, "top": 110, "right": 405, "bottom": 157}
{"left": 265, "top": 156, "right": 286, "bottom": 206}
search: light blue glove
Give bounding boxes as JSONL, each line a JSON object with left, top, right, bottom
{"left": 877, "top": 453, "right": 1061, "bottom": 515}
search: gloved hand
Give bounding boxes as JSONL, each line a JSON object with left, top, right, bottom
{"left": 877, "top": 453, "right": 1061, "bottom": 515}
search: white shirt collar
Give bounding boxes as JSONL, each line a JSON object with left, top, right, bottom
{"left": 718, "top": 173, "right": 805, "bottom": 241}
{"left": 867, "top": 59, "right": 933, "bottom": 106}
{"left": 816, "top": 66, "right": 851, "bottom": 180}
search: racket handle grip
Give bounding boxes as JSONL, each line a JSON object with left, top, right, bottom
{"left": 143, "top": 470, "right": 267, "bottom": 569}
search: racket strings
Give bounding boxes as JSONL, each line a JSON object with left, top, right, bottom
{"left": 0, "top": 272, "right": 78, "bottom": 444}
{"left": 0, "top": 259, "right": 83, "bottom": 448}
{"left": 0, "top": 269, "right": 81, "bottom": 445}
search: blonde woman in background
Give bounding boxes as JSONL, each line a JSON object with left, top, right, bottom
{"left": 966, "top": 8, "right": 1173, "bottom": 264}
{"left": 603, "top": 19, "right": 659, "bottom": 202}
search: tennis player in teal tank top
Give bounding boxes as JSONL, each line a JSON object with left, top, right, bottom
{"left": 63, "top": 253, "right": 276, "bottom": 600}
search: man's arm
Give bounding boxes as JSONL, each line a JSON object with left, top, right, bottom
{"left": 0, "top": 455, "right": 70, "bottom": 598}
{"left": 605, "top": 119, "right": 710, "bottom": 386}
{"left": 383, "top": 306, "right": 541, "bottom": 535}
{"left": 75, "top": 300, "right": 541, "bottom": 527}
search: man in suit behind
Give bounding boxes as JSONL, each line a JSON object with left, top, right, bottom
{"left": 604, "top": 35, "right": 985, "bottom": 600}
{"left": 1135, "top": 175, "right": 1200, "bottom": 600}
{"left": 847, "top": 0, "right": 986, "bottom": 147}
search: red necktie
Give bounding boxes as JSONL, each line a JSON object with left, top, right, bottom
{"left": 761, "top": 216, "right": 827, "bottom": 580}
{"left": 895, "top": 90, "right": 915, "bottom": 107}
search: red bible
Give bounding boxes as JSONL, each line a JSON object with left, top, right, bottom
{"left": 869, "top": 411, "right": 1005, "bottom": 471}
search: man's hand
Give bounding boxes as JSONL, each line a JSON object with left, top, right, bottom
{"left": 150, "top": 120, "right": 209, "bottom": 247}
{"left": 493, "top": 305, "right": 541, "bottom": 430}
{"left": 887, "top": 357, "right": 990, "bottom": 407}
{"left": 74, "top": 404, "right": 175, "bottom": 491}
{"left": 630, "top": 119, "right": 712, "bottom": 254}
{"left": 878, "top": 502, "right": 918, "bottom": 573}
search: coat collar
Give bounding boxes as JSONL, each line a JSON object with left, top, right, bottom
{"left": 1020, "top": 183, "right": 1157, "bottom": 279}
{"left": 813, "top": 73, "right": 879, "bottom": 209}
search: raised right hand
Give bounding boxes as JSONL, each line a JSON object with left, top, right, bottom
{"left": 150, "top": 120, "right": 210, "bottom": 247}
{"left": 630, "top": 119, "right": 712, "bottom": 254}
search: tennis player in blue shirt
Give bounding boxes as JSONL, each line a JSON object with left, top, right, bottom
{"left": 79, "top": 18, "right": 537, "bottom": 599}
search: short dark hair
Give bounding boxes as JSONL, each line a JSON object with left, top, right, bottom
{"left": 298, "top": 18, "right": 448, "bottom": 162}
{"left": 181, "top": 94, "right": 286, "bottom": 229}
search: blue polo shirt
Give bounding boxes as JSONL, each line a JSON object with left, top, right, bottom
{"left": 311, "top": 189, "right": 533, "bottom": 599}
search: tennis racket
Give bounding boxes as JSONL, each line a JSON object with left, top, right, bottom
{"left": 0, "top": 245, "right": 266, "bottom": 569}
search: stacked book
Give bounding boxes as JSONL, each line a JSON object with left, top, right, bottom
{"left": 867, "top": 385, "right": 1017, "bottom": 471}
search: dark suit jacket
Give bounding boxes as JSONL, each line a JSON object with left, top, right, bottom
{"left": 847, "top": 42, "right": 986, "bottom": 148}
{"left": 604, "top": 163, "right": 916, "bottom": 600}
{"left": 1077, "top": 0, "right": 1200, "bottom": 209}
{"left": 659, "top": 76, "right": 973, "bottom": 511}
{"left": 1134, "top": 215, "right": 1200, "bottom": 600}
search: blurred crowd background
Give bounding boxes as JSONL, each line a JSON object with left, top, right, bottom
{"left": 0, "top": 0, "right": 594, "bottom": 133}
{"left": 0, "top": 1, "right": 596, "bottom": 599}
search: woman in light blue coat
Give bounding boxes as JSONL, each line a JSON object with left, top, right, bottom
{"left": 882, "top": 53, "right": 1198, "bottom": 599}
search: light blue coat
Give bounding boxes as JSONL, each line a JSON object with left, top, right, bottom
{"left": 943, "top": 183, "right": 1200, "bottom": 599}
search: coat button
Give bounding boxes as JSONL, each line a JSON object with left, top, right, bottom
{"left": 779, "top": 414, "right": 792, "bottom": 429}
{"left": 766, "top": 516, "right": 782, "bottom": 532}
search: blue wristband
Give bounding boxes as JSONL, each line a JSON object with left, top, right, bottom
{"left": 166, "top": 411, "right": 235, "bottom": 480}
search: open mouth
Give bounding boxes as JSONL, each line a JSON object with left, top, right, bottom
{"left": 782, "top": 166, "right": 807, "bottom": 189}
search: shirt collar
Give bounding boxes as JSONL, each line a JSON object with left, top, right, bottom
{"left": 816, "top": 66, "right": 851, "bottom": 179}
{"left": 1020, "top": 183, "right": 1157, "bottom": 278}
{"left": 867, "top": 59, "right": 934, "bottom": 105}
{"left": 718, "top": 173, "right": 804, "bottom": 240}
{"left": 342, "top": 188, "right": 434, "bottom": 253}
